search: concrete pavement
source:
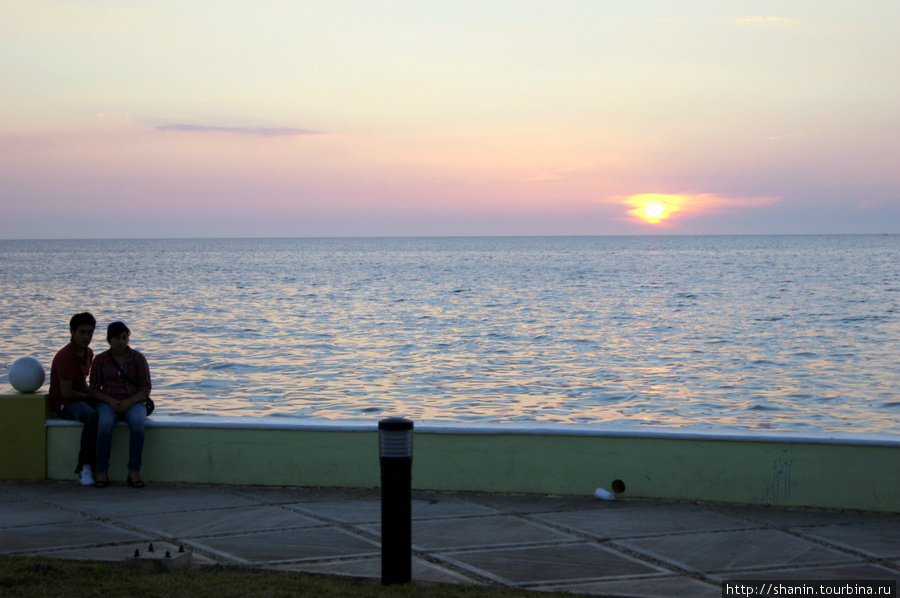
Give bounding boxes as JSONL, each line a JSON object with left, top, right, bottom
{"left": 1, "top": 480, "right": 898, "bottom": 597}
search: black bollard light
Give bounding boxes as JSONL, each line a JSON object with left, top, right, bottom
{"left": 379, "top": 416, "right": 413, "bottom": 585}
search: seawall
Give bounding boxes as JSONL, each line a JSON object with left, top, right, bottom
{"left": 3, "top": 392, "right": 898, "bottom": 512}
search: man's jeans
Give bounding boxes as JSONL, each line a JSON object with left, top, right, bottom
{"left": 58, "top": 401, "right": 98, "bottom": 473}
{"left": 96, "top": 402, "right": 147, "bottom": 475}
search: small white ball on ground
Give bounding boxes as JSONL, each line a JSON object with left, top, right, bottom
{"left": 594, "top": 487, "right": 616, "bottom": 501}
{"left": 9, "top": 357, "right": 46, "bottom": 393}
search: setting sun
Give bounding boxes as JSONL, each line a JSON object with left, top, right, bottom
{"left": 616, "top": 192, "right": 781, "bottom": 227}
{"left": 641, "top": 202, "right": 668, "bottom": 222}
{"left": 625, "top": 194, "right": 687, "bottom": 225}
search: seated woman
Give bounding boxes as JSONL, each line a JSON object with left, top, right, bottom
{"left": 90, "top": 321, "right": 152, "bottom": 488}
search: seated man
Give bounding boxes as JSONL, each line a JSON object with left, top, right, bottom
{"left": 48, "top": 312, "right": 98, "bottom": 486}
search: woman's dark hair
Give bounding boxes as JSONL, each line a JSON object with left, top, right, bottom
{"left": 106, "top": 321, "right": 131, "bottom": 341}
{"left": 69, "top": 312, "right": 96, "bottom": 334}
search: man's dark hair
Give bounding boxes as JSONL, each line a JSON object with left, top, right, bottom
{"left": 69, "top": 312, "right": 96, "bottom": 335}
{"left": 106, "top": 321, "right": 131, "bottom": 341}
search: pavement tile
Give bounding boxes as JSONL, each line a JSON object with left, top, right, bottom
{"left": 0, "top": 500, "right": 84, "bottom": 528}
{"left": 532, "top": 503, "right": 754, "bottom": 539}
{"left": 4, "top": 481, "right": 898, "bottom": 595}
{"left": 186, "top": 526, "right": 380, "bottom": 564}
{"left": 0, "top": 491, "right": 27, "bottom": 504}
{"left": 793, "top": 521, "right": 900, "bottom": 559}
{"left": 288, "top": 495, "right": 500, "bottom": 524}
{"left": 369, "top": 515, "right": 579, "bottom": 550}
{"left": 275, "top": 555, "right": 479, "bottom": 584}
{"left": 714, "top": 563, "right": 900, "bottom": 583}
{"left": 115, "top": 505, "right": 324, "bottom": 538}
{"left": 710, "top": 505, "right": 897, "bottom": 528}
{"left": 437, "top": 543, "right": 665, "bottom": 586}
{"left": 0, "top": 520, "right": 151, "bottom": 554}
{"left": 615, "top": 529, "right": 857, "bottom": 573}
{"left": 465, "top": 493, "right": 622, "bottom": 514}
{"left": 411, "top": 493, "right": 506, "bottom": 519}
{"left": 537, "top": 575, "right": 722, "bottom": 598}
{"left": 230, "top": 486, "right": 377, "bottom": 504}
{"left": 0, "top": 482, "right": 93, "bottom": 503}
{"left": 2, "top": 483, "right": 258, "bottom": 517}
{"left": 286, "top": 499, "right": 382, "bottom": 523}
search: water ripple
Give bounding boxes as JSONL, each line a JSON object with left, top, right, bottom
{"left": 1, "top": 235, "right": 899, "bottom": 434}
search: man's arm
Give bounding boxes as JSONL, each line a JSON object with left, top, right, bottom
{"left": 59, "top": 380, "right": 91, "bottom": 402}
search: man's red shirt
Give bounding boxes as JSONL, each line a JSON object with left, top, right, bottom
{"left": 48, "top": 341, "right": 94, "bottom": 414}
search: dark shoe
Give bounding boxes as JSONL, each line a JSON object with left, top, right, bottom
{"left": 127, "top": 474, "right": 144, "bottom": 488}
{"left": 94, "top": 474, "right": 109, "bottom": 488}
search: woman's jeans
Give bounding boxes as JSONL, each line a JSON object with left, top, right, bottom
{"left": 96, "top": 401, "right": 146, "bottom": 474}
{"left": 58, "top": 401, "right": 98, "bottom": 473}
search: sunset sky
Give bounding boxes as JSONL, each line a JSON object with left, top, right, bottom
{"left": 2, "top": 1, "right": 898, "bottom": 239}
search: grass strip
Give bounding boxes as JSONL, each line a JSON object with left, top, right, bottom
{"left": 0, "top": 555, "right": 582, "bottom": 598}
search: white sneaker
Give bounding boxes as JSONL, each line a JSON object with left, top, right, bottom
{"left": 78, "top": 465, "right": 95, "bottom": 486}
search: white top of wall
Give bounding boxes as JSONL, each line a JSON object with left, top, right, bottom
{"left": 45, "top": 413, "right": 900, "bottom": 447}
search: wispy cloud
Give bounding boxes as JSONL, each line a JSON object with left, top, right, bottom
{"left": 157, "top": 124, "right": 323, "bottom": 136}
{"left": 735, "top": 16, "right": 792, "bottom": 25}
{"left": 525, "top": 166, "right": 585, "bottom": 182}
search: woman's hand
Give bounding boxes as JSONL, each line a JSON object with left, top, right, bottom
{"left": 118, "top": 390, "right": 148, "bottom": 413}
{"left": 93, "top": 390, "right": 126, "bottom": 413}
{"left": 113, "top": 399, "right": 132, "bottom": 414}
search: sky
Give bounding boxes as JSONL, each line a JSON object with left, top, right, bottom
{"left": 2, "top": 1, "right": 899, "bottom": 239}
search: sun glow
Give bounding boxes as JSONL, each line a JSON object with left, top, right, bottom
{"left": 616, "top": 192, "right": 782, "bottom": 228}
{"left": 626, "top": 194, "right": 687, "bottom": 224}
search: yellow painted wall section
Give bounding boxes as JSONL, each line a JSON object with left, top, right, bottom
{"left": 0, "top": 393, "right": 47, "bottom": 480}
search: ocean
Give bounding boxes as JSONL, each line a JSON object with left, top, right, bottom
{"left": 1, "top": 235, "right": 898, "bottom": 434}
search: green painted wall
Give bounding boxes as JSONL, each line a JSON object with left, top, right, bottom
{"left": 47, "top": 425, "right": 382, "bottom": 487}
{"left": 42, "top": 420, "right": 900, "bottom": 512}
{"left": 413, "top": 434, "right": 900, "bottom": 511}
{"left": 0, "top": 393, "right": 47, "bottom": 480}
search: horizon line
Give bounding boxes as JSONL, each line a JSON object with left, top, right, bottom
{"left": 1, "top": 232, "right": 896, "bottom": 242}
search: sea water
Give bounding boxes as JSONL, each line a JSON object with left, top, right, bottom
{"left": 1, "top": 235, "right": 898, "bottom": 434}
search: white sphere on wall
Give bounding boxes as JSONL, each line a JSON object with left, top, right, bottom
{"left": 8, "top": 357, "right": 46, "bottom": 393}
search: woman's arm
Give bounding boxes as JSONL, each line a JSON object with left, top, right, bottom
{"left": 121, "top": 351, "right": 151, "bottom": 412}
{"left": 132, "top": 351, "right": 152, "bottom": 396}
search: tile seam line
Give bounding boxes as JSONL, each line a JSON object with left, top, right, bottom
{"left": 780, "top": 526, "right": 900, "bottom": 565}
{"left": 415, "top": 539, "right": 588, "bottom": 555}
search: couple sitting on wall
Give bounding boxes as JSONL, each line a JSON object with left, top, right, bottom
{"left": 47, "top": 312, "right": 152, "bottom": 488}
